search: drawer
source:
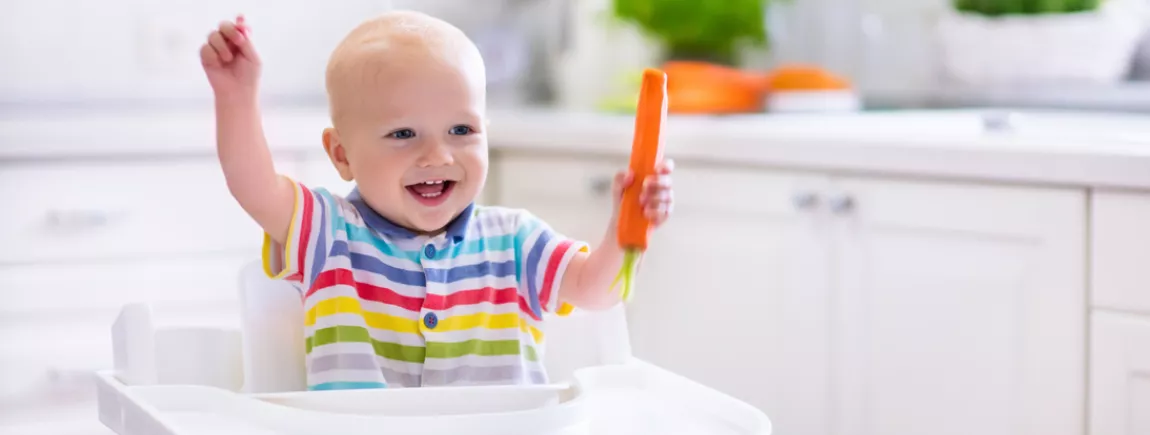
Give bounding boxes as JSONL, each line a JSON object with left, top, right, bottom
{"left": 494, "top": 154, "right": 625, "bottom": 205}
{"left": 0, "top": 253, "right": 254, "bottom": 314}
{"left": 1089, "top": 311, "right": 1150, "bottom": 435}
{"left": 0, "top": 158, "right": 297, "bottom": 264}
{"left": 1092, "top": 191, "right": 1150, "bottom": 314}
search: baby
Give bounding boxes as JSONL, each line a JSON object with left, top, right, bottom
{"left": 200, "top": 11, "right": 674, "bottom": 390}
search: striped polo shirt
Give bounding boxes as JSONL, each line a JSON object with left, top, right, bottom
{"left": 262, "top": 179, "right": 588, "bottom": 390}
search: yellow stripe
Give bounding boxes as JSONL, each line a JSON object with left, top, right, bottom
{"left": 436, "top": 312, "right": 544, "bottom": 342}
{"left": 306, "top": 296, "right": 420, "bottom": 335}
{"left": 262, "top": 177, "right": 301, "bottom": 280}
{"left": 307, "top": 298, "right": 547, "bottom": 344}
{"left": 521, "top": 321, "right": 544, "bottom": 344}
{"left": 436, "top": 311, "right": 519, "bottom": 331}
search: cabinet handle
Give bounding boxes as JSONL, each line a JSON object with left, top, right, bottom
{"left": 589, "top": 177, "right": 613, "bottom": 196}
{"left": 792, "top": 191, "right": 820, "bottom": 210}
{"left": 828, "top": 194, "right": 856, "bottom": 214}
{"left": 44, "top": 209, "right": 112, "bottom": 231}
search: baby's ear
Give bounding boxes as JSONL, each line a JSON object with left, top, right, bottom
{"left": 322, "top": 128, "right": 354, "bottom": 182}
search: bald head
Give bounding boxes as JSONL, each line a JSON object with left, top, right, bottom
{"left": 325, "top": 10, "right": 486, "bottom": 123}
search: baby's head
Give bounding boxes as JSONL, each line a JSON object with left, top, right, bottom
{"left": 322, "top": 10, "right": 487, "bottom": 234}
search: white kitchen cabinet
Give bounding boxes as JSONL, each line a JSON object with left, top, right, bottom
{"left": 490, "top": 153, "right": 1089, "bottom": 435}
{"left": 493, "top": 154, "right": 835, "bottom": 435}
{"left": 0, "top": 156, "right": 284, "bottom": 435}
{"left": 1091, "top": 311, "right": 1150, "bottom": 435}
{"left": 0, "top": 159, "right": 280, "bottom": 265}
{"left": 830, "top": 178, "right": 1086, "bottom": 435}
{"left": 628, "top": 165, "right": 835, "bottom": 435}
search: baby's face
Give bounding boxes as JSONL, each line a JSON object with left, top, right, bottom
{"left": 328, "top": 56, "right": 487, "bottom": 234}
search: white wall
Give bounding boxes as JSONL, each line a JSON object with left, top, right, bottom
{"left": 0, "top": 0, "right": 390, "bottom": 104}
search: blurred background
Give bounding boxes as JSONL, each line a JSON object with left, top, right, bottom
{"left": 3, "top": 0, "right": 1150, "bottom": 434}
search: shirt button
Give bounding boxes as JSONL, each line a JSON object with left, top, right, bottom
{"left": 423, "top": 312, "right": 439, "bottom": 329}
{"left": 424, "top": 245, "right": 436, "bottom": 258}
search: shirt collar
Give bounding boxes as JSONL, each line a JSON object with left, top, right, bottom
{"left": 346, "top": 187, "right": 474, "bottom": 244}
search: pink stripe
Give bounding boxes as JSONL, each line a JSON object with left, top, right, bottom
{"left": 539, "top": 240, "right": 574, "bottom": 311}
{"left": 296, "top": 184, "right": 315, "bottom": 279}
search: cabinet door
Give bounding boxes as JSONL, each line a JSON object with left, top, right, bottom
{"left": 1091, "top": 311, "right": 1150, "bottom": 435}
{"left": 831, "top": 177, "right": 1086, "bottom": 435}
{"left": 1092, "top": 191, "right": 1150, "bottom": 315}
{"left": 626, "top": 163, "right": 834, "bottom": 435}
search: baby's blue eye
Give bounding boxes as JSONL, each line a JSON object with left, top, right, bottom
{"left": 389, "top": 129, "right": 416, "bottom": 139}
{"left": 449, "top": 125, "right": 473, "bottom": 135}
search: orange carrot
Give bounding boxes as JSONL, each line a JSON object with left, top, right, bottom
{"left": 611, "top": 68, "right": 667, "bottom": 302}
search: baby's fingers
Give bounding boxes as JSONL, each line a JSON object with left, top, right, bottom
{"left": 219, "top": 20, "right": 258, "bottom": 60}
{"left": 200, "top": 42, "right": 221, "bottom": 67}
{"left": 207, "top": 31, "right": 234, "bottom": 63}
{"left": 638, "top": 174, "right": 672, "bottom": 204}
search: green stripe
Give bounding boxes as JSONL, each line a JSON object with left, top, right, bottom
{"left": 522, "top": 345, "right": 538, "bottom": 362}
{"left": 426, "top": 339, "right": 522, "bottom": 359}
{"left": 372, "top": 341, "right": 426, "bottom": 363}
{"left": 307, "top": 326, "right": 426, "bottom": 363}
{"left": 307, "top": 327, "right": 523, "bottom": 362}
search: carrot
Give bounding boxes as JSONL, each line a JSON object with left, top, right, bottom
{"left": 611, "top": 68, "right": 667, "bottom": 302}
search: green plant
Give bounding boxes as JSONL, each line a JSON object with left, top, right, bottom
{"left": 953, "top": 0, "right": 1101, "bottom": 16}
{"left": 612, "top": 0, "right": 770, "bottom": 66}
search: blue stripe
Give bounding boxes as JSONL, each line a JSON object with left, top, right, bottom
{"left": 309, "top": 189, "right": 331, "bottom": 287}
{"left": 425, "top": 259, "right": 517, "bottom": 283}
{"left": 514, "top": 217, "right": 542, "bottom": 283}
{"left": 334, "top": 215, "right": 517, "bottom": 263}
{"left": 330, "top": 241, "right": 429, "bottom": 286}
{"left": 309, "top": 381, "right": 387, "bottom": 391}
{"left": 524, "top": 228, "right": 552, "bottom": 318}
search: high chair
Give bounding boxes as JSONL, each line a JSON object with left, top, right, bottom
{"left": 95, "top": 261, "right": 772, "bottom": 434}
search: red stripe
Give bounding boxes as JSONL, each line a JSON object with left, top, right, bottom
{"left": 295, "top": 184, "right": 315, "bottom": 279}
{"left": 305, "top": 269, "right": 543, "bottom": 321}
{"left": 539, "top": 240, "right": 574, "bottom": 310}
{"left": 306, "top": 268, "right": 424, "bottom": 312}
{"left": 423, "top": 287, "right": 518, "bottom": 310}
{"left": 286, "top": 272, "right": 304, "bottom": 283}
{"left": 519, "top": 296, "right": 540, "bottom": 321}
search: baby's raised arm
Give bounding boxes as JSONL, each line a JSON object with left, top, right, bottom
{"left": 200, "top": 16, "right": 294, "bottom": 245}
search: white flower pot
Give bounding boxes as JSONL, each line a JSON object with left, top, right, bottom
{"left": 937, "top": 1, "right": 1150, "bottom": 85}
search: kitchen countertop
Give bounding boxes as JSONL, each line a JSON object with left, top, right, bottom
{"left": 3, "top": 106, "right": 1150, "bottom": 190}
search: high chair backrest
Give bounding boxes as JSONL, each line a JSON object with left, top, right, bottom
{"left": 236, "top": 260, "right": 633, "bottom": 392}
{"left": 237, "top": 261, "right": 307, "bottom": 393}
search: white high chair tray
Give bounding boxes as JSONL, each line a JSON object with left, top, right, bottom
{"left": 96, "top": 359, "right": 771, "bottom": 435}
{"left": 96, "top": 263, "right": 771, "bottom": 434}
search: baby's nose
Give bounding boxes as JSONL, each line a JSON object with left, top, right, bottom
{"left": 418, "top": 142, "right": 454, "bottom": 166}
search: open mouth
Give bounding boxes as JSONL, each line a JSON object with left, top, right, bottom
{"left": 405, "top": 180, "right": 456, "bottom": 206}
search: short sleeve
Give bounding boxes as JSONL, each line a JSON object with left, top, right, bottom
{"left": 514, "top": 211, "right": 589, "bottom": 318}
{"left": 262, "top": 178, "right": 348, "bottom": 290}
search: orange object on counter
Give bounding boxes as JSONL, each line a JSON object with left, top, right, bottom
{"left": 765, "top": 64, "right": 852, "bottom": 91}
{"left": 662, "top": 61, "right": 769, "bottom": 114}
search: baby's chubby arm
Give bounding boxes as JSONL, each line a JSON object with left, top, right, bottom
{"left": 559, "top": 160, "right": 675, "bottom": 310}
{"left": 200, "top": 16, "right": 294, "bottom": 245}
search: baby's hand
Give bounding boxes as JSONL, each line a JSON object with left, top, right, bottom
{"left": 612, "top": 159, "right": 675, "bottom": 228}
{"left": 200, "top": 15, "right": 260, "bottom": 99}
